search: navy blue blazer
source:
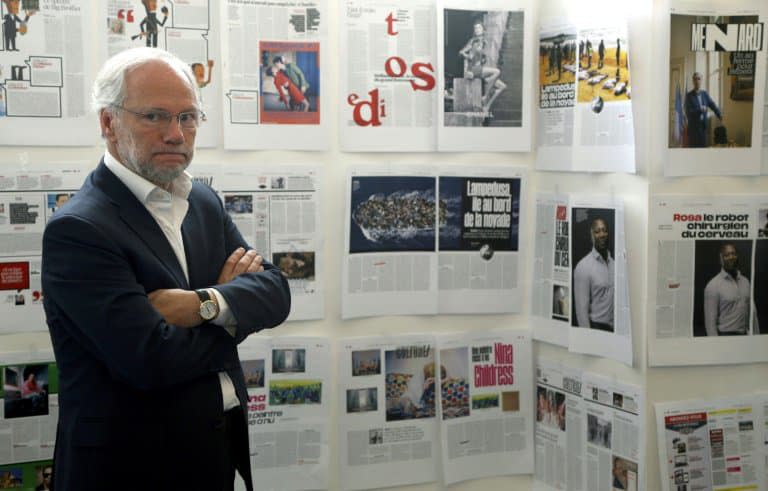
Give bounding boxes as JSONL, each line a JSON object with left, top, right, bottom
{"left": 42, "top": 161, "right": 290, "bottom": 490}
{"left": 684, "top": 88, "right": 721, "bottom": 147}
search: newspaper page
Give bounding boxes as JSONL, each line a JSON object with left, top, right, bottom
{"left": 235, "top": 336, "right": 330, "bottom": 491}
{"left": 0, "top": 351, "right": 57, "bottom": 490}
{"left": 649, "top": 195, "right": 768, "bottom": 366}
{"left": 0, "top": 0, "right": 98, "bottom": 146}
{"left": 533, "top": 358, "right": 585, "bottom": 491}
{"left": 342, "top": 166, "right": 438, "bottom": 319}
{"left": 0, "top": 163, "right": 86, "bottom": 334}
{"left": 436, "top": 328, "right": 533, "bottom": 484}
{"left": 665, "top": 0, "right": 768, "bottom": 176}
{"left": 104, "top": 0, "right": 222, "bottom": 148}
{"left": 568, "top": 196, "right": 632, "bottom": 365}
{"left": 221, "top": 0, "right": 328, "bottom": 150}
{"left": 436, "top": 0, "right": 533, "bottom": 152}
{"left": 340, "top": 0, "right": 437, "bottom": 152}
{"left": 437, "top": 166, "right": 526, "bottom": 314}
{"left": 760, "top": 391, "right": 768, "bottom": 487}
{"left": 536, "top": 15, "right": 635, "bottom": 173}
{"left": 338, "top": 334, "right": 439, "bottom": 490}
{"left": 763, "top": 50, "right": 768, "bottom": 172}
{"left": 214, "top": 163, "right": 323, "bottom": 322}
{"left": 655, "top": 395, "right": 766, "bottom": 491}
{"left": 583, "top": 373, "right": 644, "bottom": 491}
{"left": 531, "top": 192, "right": 571, "bottom": 348}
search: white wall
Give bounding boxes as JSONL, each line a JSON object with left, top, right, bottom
{"left": 0, "top": 0, "right": 766, "bottom": 490}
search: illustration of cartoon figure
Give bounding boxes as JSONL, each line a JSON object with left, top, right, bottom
{"left": 2, "top": 0, "right": 35, "bottom": 51}
{"left": 134, "top": 0, "right": 168, "bottom": 47}
{"left": 191, "top": 59, "right": 214, "bottom": 88}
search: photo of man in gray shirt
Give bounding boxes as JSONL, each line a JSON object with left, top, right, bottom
{"left": 703, "top": 243, "right": 757, "bottom": 336}
{"left": 573, "top": 214, "right": 615, "bottom": 331}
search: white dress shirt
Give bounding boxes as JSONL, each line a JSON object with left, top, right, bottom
{"left": 104, "top": 151, "right": 240, "bottom": 411}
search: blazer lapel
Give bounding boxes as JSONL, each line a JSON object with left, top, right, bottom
{"left": 92, "top": 162, "right": 190, "bottom": 289}
{"left": 181, "top": 202, "right": 203, "bottom": 289}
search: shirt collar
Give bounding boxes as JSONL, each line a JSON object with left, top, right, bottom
{"left": 103, "top": 150, "right": 192, "bottom": 204}
{"left": 718, "top": 269, "right": 741, "bottom": 281}
{"left": 590, "top": 247, "right": 613, "bottom": 262}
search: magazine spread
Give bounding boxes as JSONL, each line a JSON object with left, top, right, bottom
{"left": 236, "top": 336, "right": 331, "bottom": 491}
{"left": 437, "top": 328, "right": 533, "bottom": 484}
{"left": 342, "top": 165, "right": 526, "bottom": 319}
{"left": 649, "top": 195, "right": 768, "bottom": 366}
{"left": 531, "top": 192, "right": 632, "bottom": 365}
{"left": 665, "top": 0, "right": 768, "bottom": 176}
{"left": 536, "top": 16, "right": 635, "bottom": 173}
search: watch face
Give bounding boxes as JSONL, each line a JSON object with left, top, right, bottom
{"left": 200, "top": 300, "right": 218, "bottom": 320}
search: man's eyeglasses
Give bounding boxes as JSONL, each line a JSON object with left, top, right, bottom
{"left": 111, "top": 105, "right": 205, "bottom": 130}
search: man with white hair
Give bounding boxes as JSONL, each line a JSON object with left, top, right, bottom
{"left": 684, "top": 71, "right": 722, "bottom": 147}
{"left": 41, "top": 47, "right": 290, "bottom": 490}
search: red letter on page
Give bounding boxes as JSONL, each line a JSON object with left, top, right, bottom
{"left": 385, "top": 12, "right": 398, "bottom": 35}
{"left": 410, "top": 62, "right": 436, "bottom": 91}
{"left": 348, "top": 89, "right": 383, "bottom": 126}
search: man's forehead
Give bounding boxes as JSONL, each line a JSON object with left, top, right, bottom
{"left": 123, "top": 61, "right": 196, "bottom": 103}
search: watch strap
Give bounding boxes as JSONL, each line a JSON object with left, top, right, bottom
{"left": 195, "top": 288, "right": 211, "bottom": 303}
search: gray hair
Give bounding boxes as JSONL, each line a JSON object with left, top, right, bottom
{"left": 91, "top": 47, "right": 201, "bottom": 114}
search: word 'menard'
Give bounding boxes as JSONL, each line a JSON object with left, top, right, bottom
{"left": 690, "top": 22, "right": 764, "bottom": 52}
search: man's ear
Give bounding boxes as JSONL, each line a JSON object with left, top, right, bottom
{"left": 100, "top": 109, "right": 117, "bottom": 142}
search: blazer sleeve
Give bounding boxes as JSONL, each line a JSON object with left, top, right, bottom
{"left": 704, "top": 91, "right": 722, "bottom": 119}
{"left": 42, "top": 213, "right": 241, "bottom": 391}
{"left": 207, "top": 186, "right": 291, "bottom": 344}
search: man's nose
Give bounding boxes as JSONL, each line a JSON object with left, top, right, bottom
{"left": 162, "top": 119, "right": 186, "bottom": 143}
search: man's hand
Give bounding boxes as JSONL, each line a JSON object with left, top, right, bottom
{"left": 147, "top": 289, "right": 201, "bottom": 328}
{"left": 217, "top": 247, "right": 264, "bottom": 284}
